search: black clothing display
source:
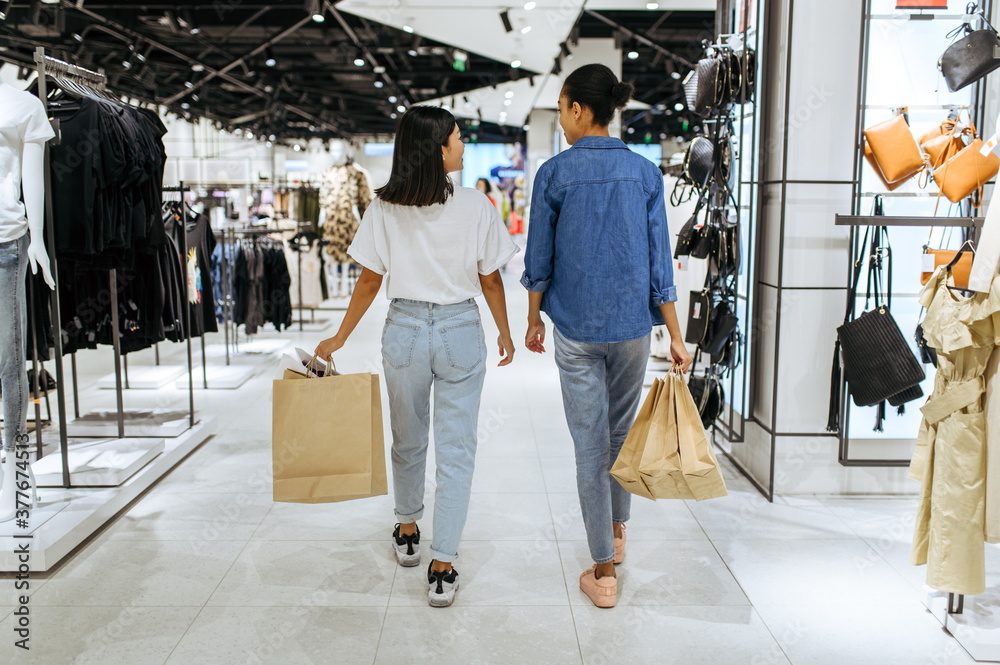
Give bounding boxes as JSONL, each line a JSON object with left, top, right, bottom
{"left": 232, "top": 240, "right": 293, "bottom": 335}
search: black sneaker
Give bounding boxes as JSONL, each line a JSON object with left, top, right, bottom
{"left": 392, "top": 524, "right": 420, "bottom": 567}
{"left": 427, "top": 564, "right": 460, "bottom": 607}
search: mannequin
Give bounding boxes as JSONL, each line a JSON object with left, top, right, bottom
{"left": 319, "top": 140, "right": 372, "bottom": 298}
{"left": 0, "top": 81, "right": 56, "bottom": 522}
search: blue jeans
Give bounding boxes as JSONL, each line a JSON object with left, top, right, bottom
{"left": 554, "top": 326, "right": 650, "bottom": 564}
{"left": 383, "top": 298, "right": 487, "bottom": 564}
{"left": 0, "top": 234, "right": 29, "bottom": 452}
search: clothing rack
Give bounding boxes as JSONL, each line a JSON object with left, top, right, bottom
{"left": 163, "top": 185, "right": 200, "bottom": 410}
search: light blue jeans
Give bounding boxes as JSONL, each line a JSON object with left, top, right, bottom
{"left": 0, "top": 234, "right": 29, "bottom": 452}
{"left": 554, "top": 326, "right": 651, "bottom": 564}
{"left": 383, "top": 298, "right": 487, "bottom": 564}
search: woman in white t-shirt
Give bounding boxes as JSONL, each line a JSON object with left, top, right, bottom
{"left": 315, "top": 106, "right": 519, "bottom": 608}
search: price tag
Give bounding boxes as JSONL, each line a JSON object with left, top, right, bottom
{"left": 676, "top": 256, "right": 689, "bottom": 272}
{"left": 981, "top": 134, "right": 998, "bottom": 157}
{"left": 693, "top": 302, "right": 702, "bottom": 318}
{"left": 922, "top": 253, "right": 937, "bottom": 273}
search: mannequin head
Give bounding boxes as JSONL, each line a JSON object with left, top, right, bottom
{"left": 329, "top": 139, "right": 346, "bottom": 164}
{"left": 558, "top": 64, "right": 634, "bottom": 145}
{"left": 375, "top": 105, "right": 458, "bottom": 206}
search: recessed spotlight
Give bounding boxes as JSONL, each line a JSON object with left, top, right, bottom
{"left": 397, "top": 105, "right": 406, "bottom": 113}
{"left": 521, "top": 25, "right": 531, "bottom": 34}
{"left": 265, "top": 48, "right": 276, "bottom": 67}
{"left": 246, "top": 131, "right": 254, "bottom": 139}
{"left": 234, "top": 128, "right": 243, "bottom": 135}
{"left": 504, "top": 99, "right": 512, "bottom": 106}
{"left": 390, "top": 113, "right": 397, "bottom": 119}
{"left": 266, "top": 141, "right": 272, "bottom": 147}
{"left": 403, "top": 25, "right": 414, "bottom": 33}
{"left": 671, "top": 71, "right": 682, "bottom": 80}
{"left": 374, "top": 80, "right": 384, "bottom": 88}
{"left": 184, "top": 81, "right": 194, "bottom": 88}
{"left": 72, "top": 33, "right": 83, "bottom": 42}
{"left": 293, "top": 144, "right": 302, "bottom": 152}
{"left": 505, "top": 91, "right": 514, "bottom": 99}
{"left": 191, "top": 94, "right": 199, "bottom": 101}
{"left": 354, "top": 57, "right": 365, "bottom": 67}
{"left": 627, "top": 127, "right": 635, "bottom": 134}
{"left": 523, "top": 124, "right": 530, "bottom": 131}
{"left": 269, "top": 134, "right": 276, "bottom": 141}
{"left": 627, "top": 51, "right": 639, "bottom": 60}
{"left": 524, "top": 1, "right": 536, "bottom": 9}
{"left": 659, "top": 132, "right": 667, "bottom": 140}
{"left": 192, "top": 63, "right": 204, "bottom": 72}
{"left": 408, "top": 49, "right": 418, "bottom": 57}
{"left": 511, "top": 60, "right": 521, "bottom": 68}
{"left": 181, "top": 102, "right": 190, "bottom": 109}
{"left": 674, "top": 103, "right": 684, "bottom": 111}
{"left": 388, "top": 95, "right": 397, "bottom": 103}
{"left": 646, "top": 2, "right": 659, "bottom": 8}
{"left": 122, "top": 60, "right": 132, "bottom": 69}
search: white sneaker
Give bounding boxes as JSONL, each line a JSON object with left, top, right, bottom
{"left": 392, "top": 524, "right": 421, "bottom": 567}
{"left": 427, "top": 564, "right": 460, "bottom": 607}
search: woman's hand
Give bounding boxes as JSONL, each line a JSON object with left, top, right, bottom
{"left": 671, "top": 338, "right": 693, "bottom": 374}
{"left": 315, "top": 334, "right": 345, "bottom": 360}
{"left": 526, "top": 317, "right": 546, "bottom": 354}
{"left": 497, "top": 335, "right": 515, "bottom": 366}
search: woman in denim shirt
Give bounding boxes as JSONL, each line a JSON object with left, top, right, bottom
{"left": 521, "top": 64, "right": 692, "bottom": 608}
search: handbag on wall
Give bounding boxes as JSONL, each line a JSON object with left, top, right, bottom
{"left": 939, "top": 5, "right": 1000, "bottom": 92}
{"left": 685, "top": 290, "right": 713, "bottom": 345}
{"left": 932, "top": 132, "right": 1000, "bottom": 204}
{"left": 827, "top": 199, "right": 926, "bottom": 432}
{"left": 919, "top": 116, "right": 970, "bottom": 170}
{"left": 921, "top": 248, "right": 974, "bottom": 287}
{"left": 864, "top": 113, "right": 925, "bottom": 186}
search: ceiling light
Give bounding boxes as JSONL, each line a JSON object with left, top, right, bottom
{"left": 646, "top": 2, "right": 659, "bottom": 8}
{"left": 674, "top": 102, "right": 684, "bottom": 111}
{"left": 505, "top": 91, "right": 514, "bottom": 99}
{"left": 72, "top": 33, "right": 83, "bottom": 42}
{"left": 627, "top": 51, "right": 639, "bottom": 60}
{"left": 389, "top": 95, "right": 397, "bottom": 103}
{"left": 122, "top": 59, "right": 132, "bottom": 69}
{"left": 246, "top": 131, "right": 254, "bottom": 139}
{"left": 659, "top": 132, "right": 667, "bottom": 139}
{"left": 266, "top": 141, "right": 272, "bottom": 147}
{"left": 374, "top": 66, "right": 386, "bottom": 73}
{"left": 521, "top": 25, "right": 531, "bottom": 34}
{"left": 265, "top": 48, "right": 276, "bottom": 67}
{"left": 234, "top": 128, "right": 243, "bottom": 135}
{"left": 504, "top": 99, "right": 512, "bottom": 106}
{"left": 403, "top": 25, "right": 414, "bottom": 33}
{"left": 191, "top": 94, "right": 199, "bottom": 101}
{"left": 397, "top": 105, "right": 406, "bottom": 113}
{"left": 192, "top": 63, "right": 204, "bottom": 72}
{"left": 308, "top": 0, "right": 325, "bottom": 22}
{"left": 500, "top": 10, "right": 513, "bottom": 33}
{"left": 627, "top": 127, "right": 635, "bottom": 134}
{"left": 407, "top": 49, "right": 418, "bottom": 57}
{"left": 671, "top": 71, "right": 682, "bottom": 80}
{"left": 524, "top": 1, "right": 536, "bottom": 9}
{"left": 185, "top": 81, "right": 194, "bottom": 88}
{"left": 374, "top": 80, "right": 384, "bottom": 88}
{"left": 181, "top": 102, "right": 190, "bottom": 109}
{"left": 294, "top": 144, "right": 302, "bottom": 152}
{"left": 354, "top": 57, "right": 365, "bottom": 67}
{"left": 523, "top": 124, "right": 530, "bottom": 130}
{"left": 264, "top": 85, "right": 274, "bottom": 93}
{"left": 269, "top": 134, "right": 276, "bottom": 141}
{"left": 511, "top": 60, "right": 521, "bottom": 68}
{"left": 390, "top": 113, "right": 397, "bottom": 119}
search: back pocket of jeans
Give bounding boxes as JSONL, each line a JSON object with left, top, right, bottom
{"left": 382, "top": 320, "right": 421, "bottom": 369}
{"left": 439, "top": 320, "right": 484, "bottom": 371}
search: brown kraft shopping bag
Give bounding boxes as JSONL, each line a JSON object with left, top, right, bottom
{"left": 638, "top": 373, "right": 697, "bottom": 500}
{"left": 272, "top": 369, "right": 388, "bottom": 503}
{"left": 673, "top": 373, "right": 728, "bottom": 501}
{"left": 611, "top": 378, "right": 665, "bottom": 500}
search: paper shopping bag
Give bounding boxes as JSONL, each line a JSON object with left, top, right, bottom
{"left": 637, "top": 374, "right": 698, "bottom": 500}
{"left": 271, "top": 369, "right": 388, "bottom": 503}
{"left": 673, "top": 373, "right": 728, "bottom": 500}
{"left": 610, "top": 378, "right": 664, "bottom": 500}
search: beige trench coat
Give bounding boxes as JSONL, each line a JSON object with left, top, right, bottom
{"left": 909, "top": 267, "right": 1000, "bottom": 596}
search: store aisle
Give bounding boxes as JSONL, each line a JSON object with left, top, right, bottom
{"left": 0, "top": 271, "right": 983, "bottom": 665}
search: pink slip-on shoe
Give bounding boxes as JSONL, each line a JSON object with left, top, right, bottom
{"left": 579, "top": 566, "right": 617, "bottom": 608}
{"left": 613, "top": 524, "right": 626, "bottom": 565}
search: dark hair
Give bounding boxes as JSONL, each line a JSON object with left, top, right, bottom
{"left": 562, "top": 64, "right": 634, "bottom": 127}
{"left": 376, "top": 106, "right": 456, "bottom": 206}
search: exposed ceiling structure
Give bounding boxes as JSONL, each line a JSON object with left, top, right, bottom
{"left": 0, "top": 0, "right": 714, "bottom": 143}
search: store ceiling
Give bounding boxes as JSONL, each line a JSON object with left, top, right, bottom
{"left": 0, "top": 0, "right": 714, "bottom": 143}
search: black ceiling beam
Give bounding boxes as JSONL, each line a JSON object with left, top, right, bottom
{"left": 583, "top": 10, "right": 697, "bottom": 70}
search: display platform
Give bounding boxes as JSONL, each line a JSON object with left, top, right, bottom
{"left": 175, "top": 365, "right": 256, "bottom": 390}
{"left": 923, "top": 586, "right": 998, "bottom": 662}
{"left": 32, "top": 437, "right": 165, "bottom": 487}
{"left": 97, "top": 365, "right": 186, "bottom": 389}
{"left": 0, "top": 417, "right": 215, "bottom": 572}
{"left": 65, "top": 409, "right": 192, "bottom": 438}
{"left": 289, "top": 318, "right": 332, "bottom": 332}
{"left": 233, "top": 339, "right": 294, "bottom": 355}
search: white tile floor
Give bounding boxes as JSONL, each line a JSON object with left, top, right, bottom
{"left": 0, "top": 270, "right": 987, "bottom": 664}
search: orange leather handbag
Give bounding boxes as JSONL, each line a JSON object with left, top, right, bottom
{"left": 864, "top": 142, "right": 907, "bottom": 191}
{"left": 919, "top": 119, "right": 969, "bottom": 170}
{"left": 864, "top": 114, "right": 925, "bottom": 185}
{"left": 920, "top": 248, "right": 973, "bottom": 287}
{"left": 932, "top": 131, "right": 1000, "bottom": 204}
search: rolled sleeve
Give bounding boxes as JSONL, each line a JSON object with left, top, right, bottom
{"left": 647, "top": 175, "right": 677, "bottom": 307}
{"left": 521, "top": 165, "right": 558, "bottom": 293}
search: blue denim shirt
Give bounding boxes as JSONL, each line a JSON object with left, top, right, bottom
{"left": 520, "top": 136, "right": 677, "bottom": 344}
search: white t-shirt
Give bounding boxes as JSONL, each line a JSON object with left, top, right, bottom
{"left": 348, "top": 187, "right": 519, "bottom": 304}
{"left": 0, "top": 85, "right": 55, "bottom": 243}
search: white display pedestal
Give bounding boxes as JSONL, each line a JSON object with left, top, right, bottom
{"left": 175, "top": 365, "right": 256, "bottom": 390}
{"left": 97, "top": 365, "right": 185, "bottom": 389}
{"left": 32, "top": 437, "right": 165, "bottom": 487}
{"left": 66, "top": 409, "right": 193, "bottom": 438}
{"left": 0, "top": 417, "right": 215, "bottom": 572}
{"left": 289, "top": 318, "right": 332, "bottom": 332}
{"left": 922, "top": 586, "right": 1000, "bottom": 662}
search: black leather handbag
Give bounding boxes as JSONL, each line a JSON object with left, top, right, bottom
{"left": 683, "top": 136, "right": 715, "bottom": 189}
{"left": 827, "top": 204, "right": 925, "bottom": 432}
{"left": 690, "top": 222, "right": 718, "bottom": 260}
{"left": 701, "top": 300, "right": 739, "bottom": 358}
{"left": 685, "top": 290, "right": 713, "bottom": 345}
{"left": 939, "top": 5, "right": 1000, "bottom": 92}
{"left": 692, "top": 55, "right": 722, "bottom": 116}
{"left": 738, "top": 48, "right": 757, "bottom": 103}
{"left": 689, "top": 366, "right": 725, "bottom": 429}
{"left": 914, "top": 313, "right": 938, "bottom": 367}
{"left": 675, "top": 197, "right": 708, "bottom": 258}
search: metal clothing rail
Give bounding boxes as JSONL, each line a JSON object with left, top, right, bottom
{"left": 164, "top": 184, "right": 198, "bottom": 419}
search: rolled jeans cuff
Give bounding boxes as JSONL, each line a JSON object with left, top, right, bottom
{"left": 395, "top": 506, "right": 424, "bottom": 524}
{"left": 429, "top": 547, "right": 458, "bottom": 564}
